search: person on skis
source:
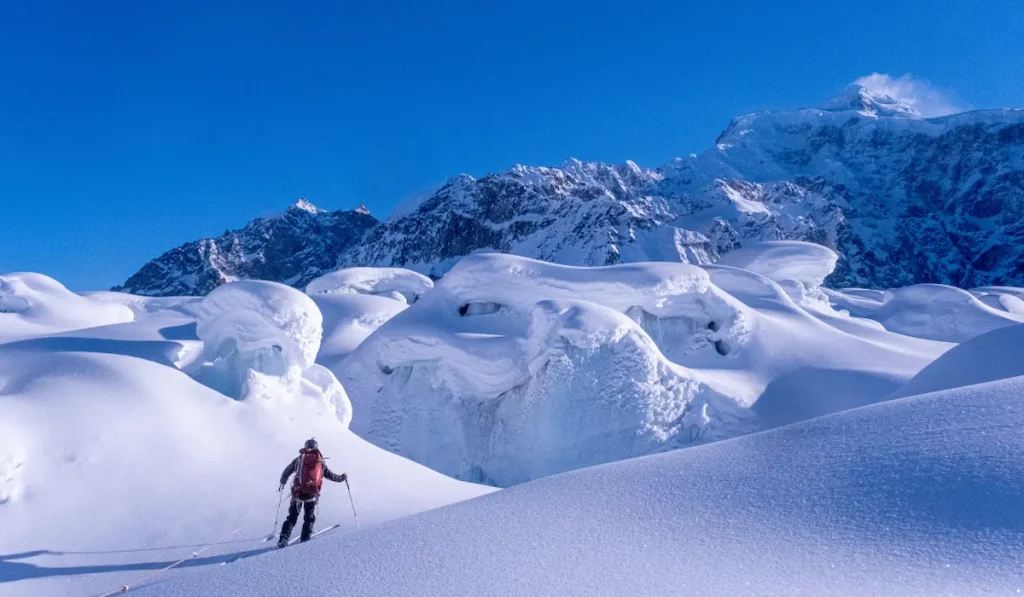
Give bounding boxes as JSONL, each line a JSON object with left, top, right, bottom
{"left": 277, "top": 438, "right": 347, "bottom": 547}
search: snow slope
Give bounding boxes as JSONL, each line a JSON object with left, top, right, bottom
{"left": 0, "top": 282, "right": 492, "bottom": 597}
{"left": 148, "top": 374, "right": 1024, "bottom": 597}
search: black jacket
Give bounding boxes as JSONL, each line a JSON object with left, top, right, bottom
{"left": 280, "top": 456, "right": 346, "bottom": 488}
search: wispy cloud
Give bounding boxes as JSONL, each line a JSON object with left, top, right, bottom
{"left": 853, "top": 73, "right": 963, "bottom": 117}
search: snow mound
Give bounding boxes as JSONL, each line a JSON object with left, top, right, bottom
{"left": 822, "top": 286, "right": 887, "bottom": 319}
{"left": 338, "top": 254, "right": 750, "bottom": 486}
{"left": 337, "top": 253, "right": 954, "bottom": 486}
{"left": 305, "top": 267, "right": 433, "bottom": 304}
{"left": 197, "top": 280, "right": 322, "bottom": 373}
{"left": 890, "top": 323, "right": 1024, "bottom": 398}
{"left": 873, "top": 284, "right": 1023, "bottom": 342}
{"left": 150, "top": 375, "right": 1024, "bottom": 597}
{"left": 0, "top": 272, "right": 134, "bottom": 342}
{"left": 715, "top": 241, "right": 837, "bottom": 305}
{"left": 305, "top": 268, "right": 428, "bottom": 369}
{"left": 191, "top": 281, "right": 351, "bottom": 423}
{"left": 715, "top": 241, "right": 838, "bottom": 288}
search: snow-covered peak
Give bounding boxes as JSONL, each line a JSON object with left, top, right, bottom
{"left": 821, "top": 84, "right": 922, "bottom": 118}
{"left": 354, "top": 202, "right": 371, "bottom": 215}
{"left": 290, "top": 197, "right": 321, "bottom": 214}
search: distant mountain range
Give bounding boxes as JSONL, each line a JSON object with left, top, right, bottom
{"left": 115, "top": 85, "right": 1024, "bottom": 296}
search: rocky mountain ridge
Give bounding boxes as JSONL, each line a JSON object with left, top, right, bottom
{"left": 116, "top": 85, "right": 1024, "bottom": 296}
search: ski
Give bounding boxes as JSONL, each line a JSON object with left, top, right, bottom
{"left": 222, "top": 524, "right": 342, "bottom": 565}
{"left": 286, "top": 523, "right": 340, "bottom": 547}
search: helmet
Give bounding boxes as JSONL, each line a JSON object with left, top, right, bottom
{"left": 304, "top": 438, "right": 318, "bottom": 450}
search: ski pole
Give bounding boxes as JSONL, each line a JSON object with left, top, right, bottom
{"left": 345, "top": 478, "right": 360, "bottom": 529}
{"left": 269, "top": 487, "right": 285, "bottom": 540}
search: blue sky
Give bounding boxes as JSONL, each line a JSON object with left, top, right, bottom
{"left": 1, "top": 0, "right": 1022, "bottom": 290}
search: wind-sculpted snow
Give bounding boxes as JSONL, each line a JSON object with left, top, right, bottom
{"left": 716, "top": 241, "right": 838, "bottom": 289}
{"left": 871, "top": 284, "right": 1023, "bottom": 342}
{"left": 305, "top": 267, "right": 430, "bottom": 370}
{"left": 970, "top": 286, "right": 1024, "bottom": 315}
{"left": 305, "top": 267, "right": 433, "bottom": 303}
{"left": 337, "top": 254, "right": 750, "bottom": 486}
{"left": 0, "top": 272, "right": 134, "bottom": 342}
{"left": 823, "top": 284, "right": 1024, "bottom": 342}
{"left": 192, "top": 280, "right": 352, "bottom": 425}
{"left": 6, "top": 262, "right": 1024, "bottom": 595}
{"left": 716, "top": 240, "right": 839, "bottom": 307}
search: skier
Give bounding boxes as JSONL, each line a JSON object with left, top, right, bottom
{"left": 277, "top": 438, "right": 347, "bottom": 547}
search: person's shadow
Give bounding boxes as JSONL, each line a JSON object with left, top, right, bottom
{"left": 0, "top": 541, "right": 274, "bottom": 584}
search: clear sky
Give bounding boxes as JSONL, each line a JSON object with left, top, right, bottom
{"left": 1, "top": 0, "right": 1022, "bottom": 290}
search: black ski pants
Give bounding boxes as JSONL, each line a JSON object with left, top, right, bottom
{"left": 279, "top": 496, "right": 317, "bottom": 543}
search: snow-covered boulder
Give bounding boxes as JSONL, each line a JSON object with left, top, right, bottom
{"left": 192, "top": 280, "right": 351, "bottom": 424}
{"left": 0, "top": 272, "right": 134, "bottom": 342}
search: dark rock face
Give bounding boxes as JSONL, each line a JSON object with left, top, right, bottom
{"left": 117, "top": 88, "right": 1024, "bottom": 296}
{"left": 113, "top": 201, "right": 378, "bottom": 296}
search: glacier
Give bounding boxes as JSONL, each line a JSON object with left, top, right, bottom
{"left": 4, "top": 241, "right": 1024, "bottom": 595}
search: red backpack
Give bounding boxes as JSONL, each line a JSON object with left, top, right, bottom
{"left": 293, "top": 448, "right": 324, "bottom": 496}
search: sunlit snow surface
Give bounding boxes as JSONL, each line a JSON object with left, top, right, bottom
{"left": 2, "top": 243, "right": 1023, "bottom": 596}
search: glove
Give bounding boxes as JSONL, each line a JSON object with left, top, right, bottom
{"left": 340, "top": 473, "right": 348, "bottom": 483}
{"left": 278, "top": 483, "right": 285, "bottom": 492}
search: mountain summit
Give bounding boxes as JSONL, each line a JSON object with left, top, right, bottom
{"left": 117, "top": 91, "right": 1024, "bottom": 296}
{"left": 821, "top": 84, "right": 922, "bottom": 117}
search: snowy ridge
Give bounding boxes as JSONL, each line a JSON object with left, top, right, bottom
{"left": 115, "top": 200, "right": 378, "bottom": 296}
{"left": 117, "top": 90, "right": 1024, "bottom": 296}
